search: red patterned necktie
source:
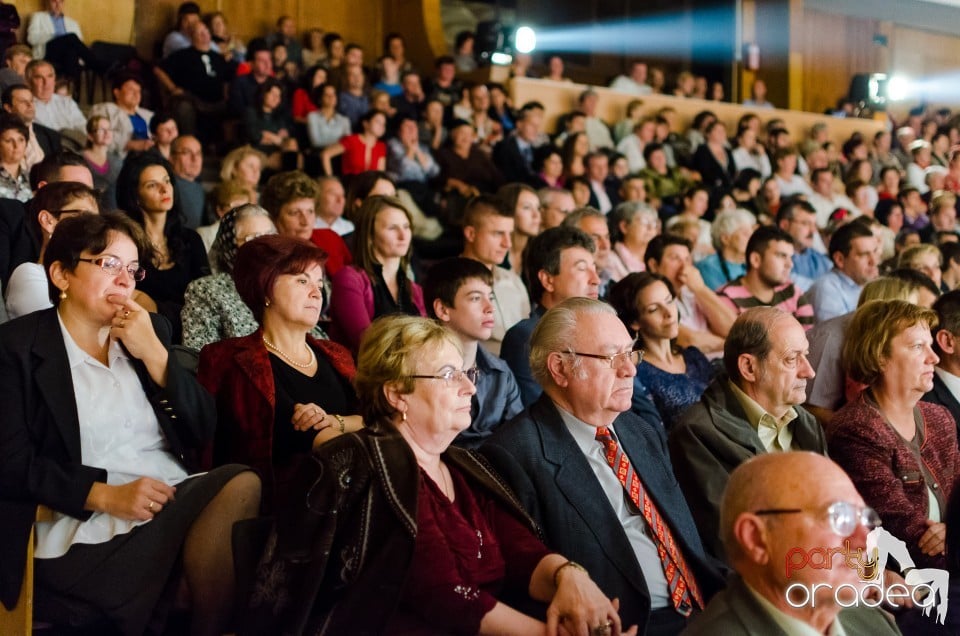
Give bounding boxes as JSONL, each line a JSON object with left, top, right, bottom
{"left": 595, "top": 426, "right": 702, "bottom": 616}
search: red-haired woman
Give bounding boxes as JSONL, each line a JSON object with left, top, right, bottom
{"left": 198, "top": 235, "right": 360, "bottom": 510}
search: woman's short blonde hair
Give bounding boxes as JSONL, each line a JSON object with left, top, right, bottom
{"left": 898, "top": 243, "right": 942, "bottom": 270}
{"left": 842, "top": 300, "right": 938, "bottom": 386}
{"left": 857, "top": 277, "right": 916, "bottom": 307}
{"left": 219, "top": 145, "right": 268, "bottom": 182}
{"left": 354, "top": 315, "right": 461, "bottom": 430}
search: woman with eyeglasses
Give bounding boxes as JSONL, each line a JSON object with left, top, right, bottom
{"left": 5, "top": 181, "right": 99, "bottom": 319}
{"left": 116, "top": 153, "right": 210, "bottom": 342}
{"left": 0, "top": 212, "right": 260, "bottom": 634}
{"left": 829, "top": 299, "right": 958, "bottom": 570}
{"left": 181, "top": 204, "right": 288, "bottom": 350}
{"left": 198, "top": 234, "right": 360, "bottom": 512}
{"left": 244, "top": 314, "right": 633, "bottom": 635}
{"left": 610, "top": 272, "right": 716, "bottom": 430}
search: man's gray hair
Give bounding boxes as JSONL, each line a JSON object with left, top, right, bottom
{"left": 562, "top": 206, "right": 606, "bottom": 229}
{"left": 530, "top": 297, "right": 617, "bottom": 387}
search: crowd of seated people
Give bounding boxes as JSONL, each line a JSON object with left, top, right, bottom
{"left": 5, "top": 0, "right": 960, "bottom": 633}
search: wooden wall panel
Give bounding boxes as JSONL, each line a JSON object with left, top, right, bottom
{"left": 796, "top": 8, "right": 882, "bottom": 115}
{"left": 890, "top": 25, "right": 960, "bottom": 108}
{"left": 18, "top": 0, "right": 136, "bottom": 48}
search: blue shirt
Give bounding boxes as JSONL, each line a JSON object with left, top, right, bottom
{"left": 791, "top": 248, "right": 832, "bottom": 293}
{"left": 455, "top": 346, "right": 523, "bottom": 449}
{"left": 501, "top": 306, "right": 545, "bottom": 408}
{"left": 337, "top": 92, "right": 370, "bottom": 131}
{"left": 696, "top": 253, "right": 746, "bottom": 291}
{"left": 805, "top": 268, "right": 862, "bottom": 322}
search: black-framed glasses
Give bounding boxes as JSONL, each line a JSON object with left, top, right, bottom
{"left": 753, "top": 501, "right": 881, "bottom": 537}
{"left": 565, "top": 340, "right": 644, "bottom": 369}
{"left": 409, "top": 367, "right": 480, "bottom": 386}
{"left": 78, "top": 256, "right": 146, "bottom": 282}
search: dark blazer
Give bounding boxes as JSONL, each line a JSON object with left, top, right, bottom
{"left": 923, "top": 372, "right": 960, "bottom": 435}
{"left": 683, "top": 573, "right": 900, "bottom": 635}
{"left": 481, "top": 395, "right": 726, "bottom": 630}
{"left": 0, "top": 196, "right": 26, "bottom": 286}
{"left": 587, "top": 178, "right": 621, "bottom": 211}
{"left": 668, "top": 376, "right": 827, "bottom": 559}
{"left": 0, "top": 308, "right": 216, "bottom": 610}
{"left": 492, "top": 135, "right": 537, "bottom": 185}
{"left": 33, "top": 122, "right": 62, "bottom": 158}
{"left": 243, "top": 428, "right": 541, "bottom": 635}
{"left": 197, "top": 329, "right": 356, "bottom": 511}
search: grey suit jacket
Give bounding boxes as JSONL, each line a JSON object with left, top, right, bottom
{"left": 481, "top": 394, "right": 726, "bottom": 631}
{"left": 669, "top": 376, "right": 828, "bottom": 559}
{"left": 682, "top": 574, "right": 900, "bottom": 635}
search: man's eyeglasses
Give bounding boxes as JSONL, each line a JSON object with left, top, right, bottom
{"left": 565, "top": 340, "right": 644, "bottom": 369}
{"left": 753, "top": 501, "right": 881, "bottom": 537}
{"left": 409, "top": 367, "right": 480, "bottom": 386}
{"left": 78, "top": 256, "right": 146, "bottom": 282}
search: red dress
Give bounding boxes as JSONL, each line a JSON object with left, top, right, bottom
{"left": 386, "top": 465, "right": 551, "bottom": 633}
{"left": 339, "top": 133, "right": 386, "bottom": 175}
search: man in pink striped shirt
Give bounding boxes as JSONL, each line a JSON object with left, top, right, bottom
{"left": 717, "top": 226, "right": 814, "bottom": 330}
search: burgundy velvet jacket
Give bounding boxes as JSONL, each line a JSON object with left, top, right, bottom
{"left": 829, "top": 393, "right": 958, "bottom": 569}
{"left": 197, "top": 329, "right": 356, "bottom": 510}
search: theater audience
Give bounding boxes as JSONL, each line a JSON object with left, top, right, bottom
{"left": 831, "top": 300, "right": 957, "bottom": 571}
{"left": 696, "top": 208, "right": 754, "bottom": 291}
{"left": 196, "top": 179, "right": 254, "bottom": 253}
{"left": 198, "top": 234, "right": 359, "bottom": 510}
{"left": 2, "top": 83, "right": 59, "bottom": 171}
{"left": 484, "top": 298, "right": 725, "bottom": 633}
{"left": 924, "top": 290, "right": 960, "bottom": 428}
{"left": 90, "top": 74, "right": 154, "bottom": 158}
{"left": 684, "top": 452, "right": 898, "bottom": 635}
{"left": 306, "top": 83, "right": 351, "bottom": 150}
{"left": 805, "top": 221, "right": 880, "bottom": 321}
{"left": 718, "top": 226, "right": 814, "bottom": 326}
{"left": 5, "top": 181, "right": 98, "bottom": 319}
{"left": 81, "top": 114, "right": 121, "bottom": 210}
{"left": 218, "top": 145, "right": 265, "bottom": 199}
{"left": 645, "top": 234, "right": 736, "bottom": 359}
{"left": 169, "top": 134, "right": 205, "bottom": 229}
{"left": 329, "top": 194, "right": 424, "bottom": 352}
{"left": 0, "top": 211, "right": 259, "bottom": 635}
{"left": 321, "top": 108, "right": 387, "bottom": 177}
{"left": 0, "top": 115, "right": 31, "bottom": 202}
{"left": 669, "top": 307, "right": 825, "bottom": 558}
{"left": 502, "top": 226, "right": 600, "bottom": 406}
{"left": 245, "top": 314, "right": 627, "bottom": 634}
{"left": 564, "top": 207, "right": 626, "bottom": 292}
{"left": 115, "top": 153, "right": 209, "bottom": 338}
{"left": 181, "top": 204, "right": 281, "bottom": 350}
{"left": 610, "top": 272, "right": 716, "bottom": 430}
{"left": 242, "top": 77, "right": 299, "bottom": 170}
{"left": 423, "top": 257, "right": 522, "bottom": 448}
{"left": 611, "top": 201, "right": 659, "bottom": 274}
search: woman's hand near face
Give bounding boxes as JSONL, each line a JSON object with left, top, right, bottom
{"left": 85, "top": 478, "right": 176, "bottom": 521}
{"left": 108, "top": 294, "right": 169, "bottom": 386}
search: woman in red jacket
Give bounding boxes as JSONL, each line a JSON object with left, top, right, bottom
{"left": 198, "top": 235, "right": 360, "bottom": 511}
{"left": 830, "top": 299, "right": 958, "bottom": 570}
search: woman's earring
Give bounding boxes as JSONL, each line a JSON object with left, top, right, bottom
{"left": 59, "top": 289, "right": 67, "bottom": 300}
{"left": 401, "top": 409, "right": 407, "bottom": 422}
{"left": 264, "top": 299, "right": 271, "bottom": 307}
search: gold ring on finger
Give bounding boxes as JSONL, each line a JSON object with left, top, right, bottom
{"left": 148, "top": 500, "right": 155, "bottom": 511}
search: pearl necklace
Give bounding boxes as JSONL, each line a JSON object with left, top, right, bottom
{"left": 262, "top": 336, "right": 315, "bottom": 368}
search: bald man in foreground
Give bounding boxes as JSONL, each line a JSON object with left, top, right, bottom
{"left": 683, "top": 452, "right": 901, "bottom": 635}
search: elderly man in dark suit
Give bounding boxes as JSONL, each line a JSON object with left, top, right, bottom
{"left": 668, "top": 307, "right": 827, "bottom": 560}
{"left": 483, "top": 297, "right": 725, "bottom": 636}
{"left": 924, "top": 290, "right": 960, "bottom": 431}
{"left": 685, "top": 452, "right": 900, "bottom": 635}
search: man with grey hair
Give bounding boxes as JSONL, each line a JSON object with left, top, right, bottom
{"left": 669, "top": 307, "right": 826, "bottom": 558}
{"left": 562, "top": 207, "right": 625, "bottom": 296}
{"left": 684, "top": 452, "right": 899, "bottom": 635}
{"left": 484, "top": 297, "right": 725, "bottom": 635}
{"left": 539, "top": 187, "right": 575, "bottom": 230}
